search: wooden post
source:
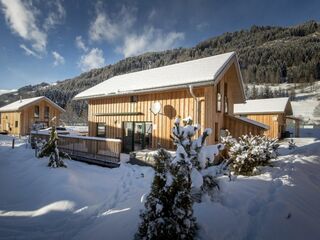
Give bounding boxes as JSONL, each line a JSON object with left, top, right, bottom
{"left": 12, "top": 138, "right": 15, "bottom": 149}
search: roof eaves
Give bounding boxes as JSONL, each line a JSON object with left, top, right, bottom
{"left": 74, "top": 78, "right": 216, "bottom": 100}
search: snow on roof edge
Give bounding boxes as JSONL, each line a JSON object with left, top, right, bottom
{"left": 73, "top": 52, "right": 237, "bottom": 100}
{"left": 234, "top": 97, "right": 290, "bottom": 114}
{"left": 0, "top": 96, "right": 65, "bottom": 112}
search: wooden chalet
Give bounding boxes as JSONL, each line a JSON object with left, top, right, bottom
{"left": 0, "top": 96, "right": 64, "bottom": 136}
{"left": 74, "top": 52, "right": 267, "bottom": 154}
{"left": 234, "top": 97, "right": 300, "bottom": 139}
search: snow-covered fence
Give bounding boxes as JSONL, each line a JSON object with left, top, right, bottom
{"left": 31, "top": 131, "right": 122, "bottom": 167}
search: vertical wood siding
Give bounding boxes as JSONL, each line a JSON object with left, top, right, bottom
{"left": 0, "top": 99, "right": 62, "bottom": 136}
{"left": 87, "top": 62, "right": 249, "bottom": 150}
{"left": 246, "top": 113, "right": 284, "bottom": 139}
{"left": 224, "top": 115, "right": 265, "bottom": 138}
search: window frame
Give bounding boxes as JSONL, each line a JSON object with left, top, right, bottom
{"left": 96, "top": 123, "right": 106, "bottom": 137}
{"left": 216, "top": 82, "right": 222, "bottom": 112}
{"left": 130, "top": 96, "right": 138, "bottom": 103}
{"left": 34, "top": 105, "right": 40, "bottom": 118}
{"left": 44, "top": 106, "right": 50, "bottom": 119}
{"left": 224, "top": 82, "right": 228, "bottom": 114}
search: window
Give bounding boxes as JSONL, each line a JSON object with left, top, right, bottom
{"left": 34, "top": 105, "right": 39, "bottom": 118}
{"left": 224, "top": 83, "right": 228, "bottom": 113}
{"left": 216, "top": 82, "right": 222, "bottom": 112}
{"left": 215, "top": 122, "right": 219, "bottom": 142}
{"left": 15, "top": 121, "right": 18, "bottom": 128}
{"left": 130, "top": 96, "right": 138, "bottom": 103}
{"left": 96, "top": 123, "right": 106, "bottom": 137}
{"left": 44, "top": 106, "right": 49, "bottom": 119}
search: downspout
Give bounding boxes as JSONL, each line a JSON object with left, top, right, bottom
{"left": 188, "top": 85, "right": 199, "bottom": 126}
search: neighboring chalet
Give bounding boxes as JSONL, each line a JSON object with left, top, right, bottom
{"left": 74, "top": 52, "right": 267, "bottom": 153}
{"left": 234, "top": 97, "right": 300, "bottom": 139}
{"left": 0, "top": 96, "right": 64, "bottom": 136}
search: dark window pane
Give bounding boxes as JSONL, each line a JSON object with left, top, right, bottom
{"left": 34, "top": 106, "right": 39, "bottom": 118}
{"left": 96, "top": 123, "right": 106, "bottom": 137}
{"left": 44, "top": 106, "right": 49, "bottom": 118}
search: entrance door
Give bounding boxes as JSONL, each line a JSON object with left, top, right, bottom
{"left": 122, "top": 122, "right": 152, "bottom": 153}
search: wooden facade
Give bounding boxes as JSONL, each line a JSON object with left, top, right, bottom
{"left": 224, "top": 115, "right": 266, "bottom": 138}
{"left": 0, "top": 97, "right": 64, "bottom": 136}
{"left": 87, "top": 63, "right": 266, "bottom": 151}
{"left": 245, "top": 114, "right": 285, "bottom": 139}
{"left": 234, "top": 97, "right": 295, "bottom": 139}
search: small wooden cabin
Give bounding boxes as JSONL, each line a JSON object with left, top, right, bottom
{"left": 0, "top": 96, "right": 65, "bottom": 136}
{"left": 74, "top": 52, "right": 267, "bottom": 153}
{"left": 234, "top": 97, "right": 297, "bottom": 139}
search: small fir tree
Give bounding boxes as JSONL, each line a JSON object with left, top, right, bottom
{"left": 37, "top": 126, "right": 69, "bottom": 168}
{"left": 137, "top": 116, "right": 225, "bottom": 240}
{"left": 136, "top": 148, "right": 174, "bottom": 239}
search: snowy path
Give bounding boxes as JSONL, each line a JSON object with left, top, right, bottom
{"left": 0, "top": 135, "right": 320, "bottom": 239}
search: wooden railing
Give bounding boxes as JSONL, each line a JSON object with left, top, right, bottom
{"left": 30, "top": 132, "right": 122, "bottom": 167}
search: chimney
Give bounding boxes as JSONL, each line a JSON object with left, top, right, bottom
{"left": 19, "top": 96, "right": 22, "bottom": 103}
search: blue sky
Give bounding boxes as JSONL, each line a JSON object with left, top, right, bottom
{"left": 0, "top": 0, "right": 319, "bottom": 89}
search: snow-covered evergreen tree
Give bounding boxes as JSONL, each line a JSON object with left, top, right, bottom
{"left": 170, "top": 117, "right": 226, "bottom": 234}
{"left": 288, "top": 139, "right": 296, "bottom": 150}
{"left": 221, "top": 131, "right": 279, "bottom": 175}
{"left": 37, "top": 126, "right": 69, "bottom": 168}
{"left": 136, "top": 148, "right": 174, "bottom": 239}
{"left": 137, "top": 116, "right": 226, "bottom": 239}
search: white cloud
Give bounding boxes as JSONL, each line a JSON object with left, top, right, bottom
{"left": 89, "top": 3, "right": 136, "bottom": 42}
{"left": 52, "top": 51, "right": 65, "bottom": 66}
{"left": 43, "top": 0, "right": 66, "bottom": 31}
{"left": 0, "top": 0, "right": 47, "bottom": 54}
{"left": 75, "top": 36, "right": 88, "bottom": 52}
{"left": 78, "top": 48, "right": 105, "bottom": 72}
{"left": 119, "top": 27, "right": 185, "bottom": 58}
{"left": 20, "top": 44, "right": 41, "bottom": 58}
{"left": 87, "top": 3, "right": 184, "bottom": 59}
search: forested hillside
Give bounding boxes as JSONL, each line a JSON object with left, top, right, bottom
{"left": 1, "top": 20, "right": 319, "bottom": 122}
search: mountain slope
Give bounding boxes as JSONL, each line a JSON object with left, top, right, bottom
{"left": 1, "top": 20, "right": 319, "bottom": 122}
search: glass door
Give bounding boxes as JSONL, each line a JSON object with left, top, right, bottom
{"left": 122, "top": 122, "right": 152, "bottom": 153}
{"left": 123, "top": 122, "right": 134, "bottom": 153}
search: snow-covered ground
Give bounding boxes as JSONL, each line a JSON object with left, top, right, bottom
{"left": 0, "top": 135, "right": 154, "bottom": 240}
{"left": 0, "top": 134, "right": 320, "bottom": 240}
{"left": 0, "top": 89, "right": 16, "bottom": 96}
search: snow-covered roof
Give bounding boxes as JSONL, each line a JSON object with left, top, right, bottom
{"left": 234, "top": 97, "right": 292, "bottom": 115}
{"left": 234, "top": 116, "right": 269, "bottom": 129}
{"left": 0, "top": 96, "right": 65, "bottom": 112}
{"left": 74, "top": 51, "right": 244, "bottom": 100}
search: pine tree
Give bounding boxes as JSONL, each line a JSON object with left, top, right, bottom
{"left": 137, "top": 117, "right": 224, "bottom": 240}
{"left": 136, "top": 148, "right": 174, "bottom": 239}
{"left": 37, "top": 126, "right": 69, "bottom": 168}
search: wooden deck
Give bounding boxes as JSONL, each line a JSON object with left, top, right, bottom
{"left": 31, "top": 132, "right": 122, "bottom": 167}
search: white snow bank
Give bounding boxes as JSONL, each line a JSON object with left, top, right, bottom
{"left": 1, "top": 134, "right": 320, "bottom": 239}
{"left": 0, "top": 89, "right": 16, "bottom": 96}
{"left": 0, "top": 135, "right": 154, "bottom": 240}
{"left": 195, "top": 137, "right": 320, "bottom": 240}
